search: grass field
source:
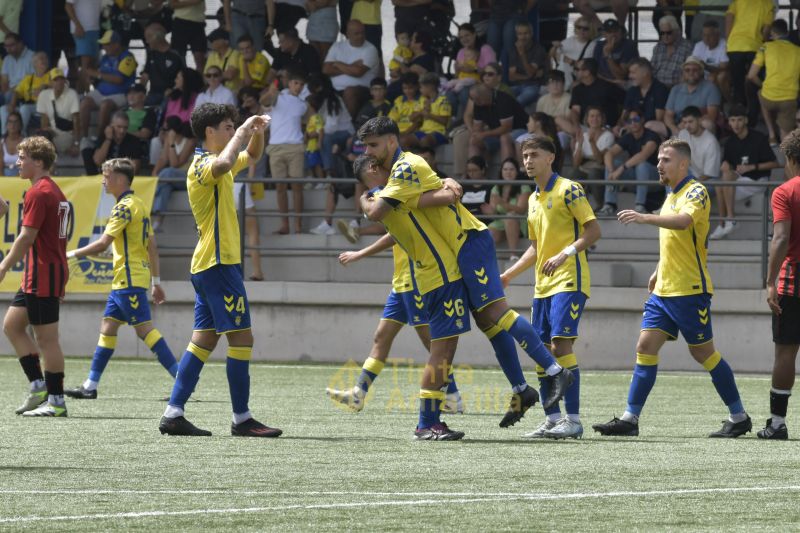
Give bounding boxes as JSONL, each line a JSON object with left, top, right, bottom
{"left": 1, "top": 356, "right": 799, "bottom": 531}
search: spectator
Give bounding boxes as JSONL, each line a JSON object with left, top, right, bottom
{"left": 35, "top": 68, "right": 81, "bottom": 156}
{"left": 1, "top": 52, "right": 51, "bottom": 136}
{"left": 264, "top": 69, "right": 307, "bottom": 235}
{"left": 407, "top": 31, "right": 436, "bottom": 75}
{"left": 488, "top": 157, "right": 531, "bottom": 261}
{"left": 621, "top": 58, "right": 669, "bottom": 138}
{"left": 239, "top": 86, "right": 268, "bottom": 121}
{"left": 598, "top": 107, "right": 660, "bottom": 215}
{"left": 150, "top": 117, "right": 196, "bottom": 231}
{"left": 224, "top": 0, "right": 268, "bottom": 52}
{"left": 508, "top": 21, "right": 548, "bottom": 109}
{"left": 388, "top": 31, "right": 412, "bottom": 83}
{"left": 479, "top": 62, "right": 512, "bottom": 95}
{"left": 551, "top": 16, "right": 597, "bottom": 89}
{"left": 485, "top": 0, "right": 528, "bottom": 61}
{"left": 65, "top": 0, "right": 102, "bottom": 93}
{"left": 163, "top": 68, "right": 203, "bottom": 124}
{"left": 726, "top": 0, "right": 774, "bottom": 125}
{"left": 84, "top": 111, "right": 144, "bottom": 175}
{"left": 592, "top": 18, "right": 638, "bottom": 87}
{"left": 1, "top": 111, "right": 22, "bottom": 176}
{"left": 304, "top": 92, "right": 326, "bottom": 182}
{"left": 516, "top": 111, "right": 564, "bottom": 173}
{"left": 350, "top": 0, "right": 382, "bottom": 63}
{"left": 677, "top": 105, "right": 721, "bottom": 183}
{"left": 195, "top": 66, "right": 237, "bottom": 107}
{"left": 409, "top": 72, "right": 451, "bottom": 149}
{"left": 691, "top": 19, "right": 729, "bottom": 96}
{"left": 354, "top": 77, "right": 391, "bottom": 129}
{"left": 170, "top": 0, "right": 207, "bottom": 72}
{"left": 237, "top": 35, "right": 272, "bottom": 91}
{"left": 0, "top": 33, "right": 33, "bottom": 105}
{"left": 651, "top": 15, "right": 693, "bottom": 88}
{"left": 572, "top": 105, "right": 615, "bottom": 203}
{"left": 50, "top": 0, "right": 77, "bottom": 88}
{"left": 388, "top": 73, "right": 423, "bottom": 147}
{"left": 323, "top": 19, "right": 380, "bottom": 118}
{"left": 264, "top": 27, "right": 322, "bottom": 79}
{"left": 565, "top": 58, "right": 624, "bottom": 135}
{"left": 305, "top": 0, "right": 339, "bottom": 61}
{"left": 0, "top": 1, "right": 21, "bottom": 56}
{"left": 318, "top": 78, "right": 355, "bottom": 179}
{"left": 205, "top": 29, "right": 241, "bottom": 92}
{"left": 140, "top": 22, "right": 184, "bottom": 106}
{"left": 125, "top": 84, "right": 157, "bottom": 146}
{"left": 711, "top": 104, "right": 779, "bottom": 240}
{"left": 78, "top": 30, "right": 138, "bottom": 142}
{"left": 459, "top": 155, "right": 493, "bottom": 223}
{"left": 466, "top": 83, "right": 528, "bottom": 164}
{"left": 748, "top": 19, "right": 800, "bottom": 144}
{"left": 536, "top": 70, "right": 571, "bottom": 126}
{"left": 572, "top": 0, "right": 634, "bottom": 28}
{"left": 272, "top": 0, "right": 308, "bottom": 33}
{"left": 444, "top": 23, "right": 497, "bottom": 121}
{"left": 392, "top": 0, "right": 431, "bottom": 38}
{"left": 664, "top": 56, "right": 720, "bottom": 136}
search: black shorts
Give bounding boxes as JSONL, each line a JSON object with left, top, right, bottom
{"left": 333, "top": 182, "right": 356, "bottom": 199}
{"left": 11, "top": 290, "right": 60, "bottom": 326}
{"left": 773, "top": 295, "right": 800, "bottom": 345}
{"left": 171, "top": 18, "right": 207, "bottom": 54}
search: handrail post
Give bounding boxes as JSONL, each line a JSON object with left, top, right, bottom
{"left": 761, "top": 184, "right": 770, "bottom": 289}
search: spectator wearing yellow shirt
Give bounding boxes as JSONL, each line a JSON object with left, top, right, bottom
{"left": 387, "top": 72, "right": 423, "bottom": 148}
{"left": 406, "top": 72, "right": 451, "bottom": 149}
{"left": 388, "top": 31, "right": 412, "bottom": 83}
{"left": 204, "top": 28, "right": 241, "bottom": 92}
{"left": 1, "top": 52, "right": 51, "bottom": 136}
{"left": 236, "top": 35, "right": 271, "bottom": 90}
{"left": 304, "top": 92, "right": 326, "bottom": 181}
{"left": 725, "top": 0, "right": 774, "bottom": 124}
{"left": 748, "top": 19, "right": 800, "bottom": 144}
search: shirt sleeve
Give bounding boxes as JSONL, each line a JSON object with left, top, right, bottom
{"left": 104, "top": 201, "right": 131, "bottom": 238}
{"left": 753, "top": 46, "right": 766, "bottom": 67}
{"left": 231, "top": 151, "right": 251, "bottom": 176}
{"left": 21, "top": 189, "right": 47, "bottom": 229}
{"left": 771, "top": 186, "right": 791, "bottom": 223}
{"left": 703, "top": 138, "right": 721, "bottom": 178}
{"left": 565, "top": 182, "right": 596, "bottom": 226}
{"left": 679, "top": 183, "right": 710, "bottom": 222}
{"left": 705, "top": 82, "right": 721, "bottom": 107}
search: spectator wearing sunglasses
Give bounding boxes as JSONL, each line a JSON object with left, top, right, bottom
{"left": 550, "top": 16, "right": 597, "bottom": 90}
{"left": 195, "top": 66, "right": 237, "bottom": 108}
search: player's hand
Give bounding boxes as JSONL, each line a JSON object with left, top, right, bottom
{"left": 442, "top": 177, "right": 462, "bottom": 199}
{"left": 339, "top": 251, "right": 361, "bottom": 265}
{"left": 541, "top": 253, "right": 566, "bottom": 276}
{"left": 648, "top": 271, "right": 657, "bottom": 293}
{"left": 243, "top": 114, "right": 271, "bottom": 133}
{"left": 618, "top": 209, "right": 645, "bottom": 225}
{"left": 767, "top": 285, "right": 781, "bottom": 315}
{"left": 152, "top": 284, "right": 166, "bottom": 305}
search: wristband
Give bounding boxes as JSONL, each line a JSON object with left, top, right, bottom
{"left": 66, "top": 250, "right": 76, "bottom": 259}
{"left": 152, "top": 276, "right": 161, "bottom": 286}
{"left": 562, "top": 244, "right": 577, "bottom": 257}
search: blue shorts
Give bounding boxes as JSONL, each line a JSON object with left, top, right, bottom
{"left": 421, "top": 280, "right": 471, "bottom": 340}
{"left": 531, "top": 292, "right": 587, "bottom": 344}
{"left": 74, "top": 30, "right": 100, "bottom": 58}
{"left": 305, "top": 150, "right": 322, "bottom": 169}
{"left": 457, "top": 229, "right": 506, "bottom": 312}
{"left": 103, "top": 288, "right": 152, "bottom": 325}
{"left": 641, "top": 293, "right": 713, "bottom": 345}
{"left": 382, "top": 289, "right": 429, "bottom": 327}
{"left": 191, "top": 264, "right": 251, "bottom": 334}
{"left": 414, "top": 131, "right": 448, "bottom": 146}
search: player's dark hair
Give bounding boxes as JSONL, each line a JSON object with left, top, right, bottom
{"left": 520, "top": 136, "right": 557, "bottom": 155}
{"left": 780, "top": 129, "right": 800, "bottom": 165}
{"left": 358, "top": 116, "right": 400, "bottom": 141}
{"left": 352, "top": 154, "right": 377, "bottom": 182}
{"left": 103, "top": 158, "right": 136, "bottom": 184}
{"left": 681, "top": 105, "right": 702, "bottom": 119}
{"left": 191, "top": 103, "right": 239, "bottom": 141}
{"left": 660, "top": 137, "right": 692, "bottom": 161}
{"left": 18, "top": 136, "right": 56, "bottom": 169}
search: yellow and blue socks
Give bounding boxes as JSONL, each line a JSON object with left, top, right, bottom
{"left": 86, "top": 334, "right": 117, "bottom": 389}
{"left": 537, "top": 353, "right": 581, "bottom": 422}
{"left": 770, "top": 388, "right": 791, "bottom": 428}
{"left": 482, "top": 324, "right": 528, "bottom": 391}
{"left": 227, "top": 346, "right": 252, "bottom": 419}
{"left": 144, "top": 330, "right": 179, "bottom": 378}
{"left": 497, "top": 310, "right": 561, "bottom": 374}
{"left": 703, "top": 351, "right": 747, "bottom": 422}
{"left": 166, "top": 342, "right": 210, "bottom": 415}
{"left": 446, "top": 373, "right": 458, "bottom": 394}
{"left": 18, "top": 353, "right": 45, "bottom": 391}
{"left": 356, "top": 357, "right": 384, "bottom": 393}
{"left": 418, "top": 388, "right": 445, "bottom": 428}
{"left": 623, "top": 353, "right": 659, "bottom": 422}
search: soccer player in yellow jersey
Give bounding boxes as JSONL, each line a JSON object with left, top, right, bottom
{"left": 159, "top": 103, "right": 282, "bottom": 438}
{"left": 65, "top": 159, "right": 178, "bottom": 399}
{"left": 502, "top": 137, "right": 601, "bottom": 440}
{"left": 326, "top": 155, "right": 464, "bottom": 413}
{"left": 593, "top": 138, "right": 752, "bottom": 438}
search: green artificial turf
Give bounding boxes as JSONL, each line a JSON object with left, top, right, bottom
{"left": 0, "top": 356, "right": 799, "bottom": 531}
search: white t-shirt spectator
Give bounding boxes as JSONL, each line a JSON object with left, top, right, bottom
{"left": 324, "top": 40, "right": 380, "bottom": 91}
{"left": 66, "top": 0, "right": 101, "bottom": 32}
{"left": 678, "top": 127, "right": 721, "bottom": 179}
{"left": 691, "top": 38, "right": 729, "bottom": 74}
{"left": 36, "top": 87, "right": 80, "bottom": 133}
{"left": 194, "top": 86, "right": 237, "bottom": 108}
{"left": 320, "top": 96, "right": 355, "bottom": 134}
{"left": 268, "top": 89, "right": 306, "bottom": 145}
{"left": 556, "top": 36, "right": 596, "bottom": 88}
{"left": 579, "top": 126, "right": 615, "bottom": 159}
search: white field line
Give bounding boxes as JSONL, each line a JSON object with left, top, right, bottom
{"left": 1, "top": 485, "right": 799, "bottom": 524}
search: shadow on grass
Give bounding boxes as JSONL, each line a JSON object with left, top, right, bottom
{"left": 0, "top": 465, "right": 106, "bottom": 471}
{"left": 70, "top": 415, "right": 154, "bottom": 420}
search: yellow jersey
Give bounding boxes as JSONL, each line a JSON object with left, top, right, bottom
{"left": 420, "top": 94, "right": 451, "bottom": 135}
{"left": 305, "top": 113, "right": 324, "bottom": 152}
{"left": 14, "top": 71, "right": 53, "bottom": 103}
{"left": 351, "top": 0, "right": 381, "bottom": 25}
{"left": 388, "top": 94, "right": 423, "bottom": 134}
{"left": 391, "top": 244, "right": 415, "bottom": 293}
{"left": 187, "top": 148, "right": 251, "bottom": 274}
{"left": 103, "top": 191, "right": 151, "bottom": 290}
{"left": 654, "top": 177, "right": 714, "bottom": 297}
{"left": 527, "top": 174, "right": 595, "bottom": 298}
{"left": 754, "top": 39, "right": 800, "bottom": 102}
{"left": 205, "top": 48, "right": 242, "bottom": 91}
{"left": 726, "top": 0, "right": 774, "bottom": 53}
{"left": 389, "top": 44, "right": 413, "bottom": 71}
{"left": 238, "top": 52, "right": 271, "bottom": 90}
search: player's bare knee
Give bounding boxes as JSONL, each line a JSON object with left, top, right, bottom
{"left": 688, "top": 341, "right": 715, "bottom": 364}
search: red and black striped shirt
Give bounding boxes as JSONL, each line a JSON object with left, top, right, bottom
{"left": 20, "top": 177, "right": 69, "bottom": 298}
{"left": 772, "top": 176, "right": 800, "bottom": 297}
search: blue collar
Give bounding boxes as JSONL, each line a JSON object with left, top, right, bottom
{"left": 671, "top": 175, "right": 693, "bottom": 194}
{"left": 390, "top": 147, "right": 403, "bottom": 166}
{"left": 117, "top": 190, "right": 133, "bottom": 201}
{"left": 536, "top": 172, "right": 559, "bottom": 193}
{"left": 195, "top": 146, "right": 211, "bottom": 156}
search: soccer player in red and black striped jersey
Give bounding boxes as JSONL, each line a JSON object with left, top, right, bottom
{"left": 762, "top": 130, "right": 800, "bottom": 439}
{"left": 0, "top": 136, "right": 71, "bottom": 417}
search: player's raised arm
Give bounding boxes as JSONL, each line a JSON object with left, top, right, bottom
{"left": 211, "top": 114, "right": 269, "bottom": 178}
{"left": 245, "top": 114, "right": 270, "bottom": 161}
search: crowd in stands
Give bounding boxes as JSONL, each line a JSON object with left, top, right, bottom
{"left": 1, "top": 0, "right": 799, "bottom": 260}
